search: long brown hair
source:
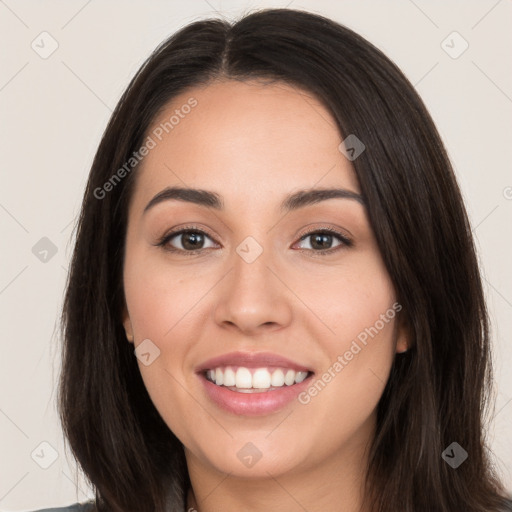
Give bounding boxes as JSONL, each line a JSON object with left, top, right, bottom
{"left": 58, "top": 8, "right": 511, "bottom": 512}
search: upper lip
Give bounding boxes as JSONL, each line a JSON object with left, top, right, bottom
{"left": 195, "top": 351, "right": 314, "bottom": 373}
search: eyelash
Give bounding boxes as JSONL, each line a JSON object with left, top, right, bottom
{"left": 155, "top": 224, "right": 353, "bottom": 257}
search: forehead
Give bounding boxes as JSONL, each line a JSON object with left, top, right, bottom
{"left": 131, "top": 79, "right": 360, "bottom": 210}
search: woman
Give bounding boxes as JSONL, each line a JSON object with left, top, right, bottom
{"left": 38, "top": 8, "right": 511, "bottom": 512}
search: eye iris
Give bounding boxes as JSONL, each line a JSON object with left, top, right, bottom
{"left": 182, "top": 231, "right": 204, "bottom": 250}
{"left": 311, "top": 233, "right": 332, "bottom": 250}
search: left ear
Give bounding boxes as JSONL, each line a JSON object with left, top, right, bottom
{"left": 122, "top": 304, "right": 134, "bottom": 343}
{"left": 394, "top": 307, "right": 411, "bottom": 354}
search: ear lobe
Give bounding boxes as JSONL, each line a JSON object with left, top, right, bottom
{"left": 395, "top": 310, "right": 411, "bottom": 354}
{"left": 122, "top": 305, "right": 134, "bottom": 343}
{"left": 395, "top": 336, "right": 408, "bottom": 354}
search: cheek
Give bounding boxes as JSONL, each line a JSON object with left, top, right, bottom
{"left": 293, "top": 253, "right": 398, "bottom": 429}
{"left": 301, "top": 316, "right": 396, "bottom": 444}
{"left": 122, "top": 248, "right": 215, "bottom": 419}
{"left": 123, "top": 248, "right": 207, "bottom": 343}
{"left": 123, "top": 256, "right": 202, "bottom": 443}
{"left": 296, "top": 250, "right": 397, "bottom": 346}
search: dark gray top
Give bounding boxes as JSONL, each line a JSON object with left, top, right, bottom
{"left": 31, "top": 496, "right": 512, "bottom": 511}
{"left": 32, "top": 503, "right": 95, "bottom": 512}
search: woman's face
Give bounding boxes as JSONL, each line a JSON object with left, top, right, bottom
{"left": 122, "top": 79, "right": 407, "bottom": 480}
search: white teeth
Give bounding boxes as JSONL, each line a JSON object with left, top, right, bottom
{"left": 235, "top": 367, "right": 252, "bottom": 388}
{"left": 223, "top": 367, "right": 236, "bottom": 387}
{"left": 252, "top": 368, "right": 271, "bottom": 389}
{"left": 205, "top": 366, "right": 311, "bottom": 390}
{"left": 294, "top": 371, "right": 308, "bottom": 384}
{"left": 284, "top": 369, "right": 296, "bottom": 386}
{"left": 270, "top": 369, "right": 285, "bottom": 387}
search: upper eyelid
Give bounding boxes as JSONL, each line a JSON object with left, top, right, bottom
{"left": 296, "top": 225, "right": 351, "bottom": 241}
{"left": 162, "top": 225, "right": 218, "bottom": 244}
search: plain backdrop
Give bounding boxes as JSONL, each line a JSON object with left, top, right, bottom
{"left": 0, "top": 0, "right": 511, "bottom": 509}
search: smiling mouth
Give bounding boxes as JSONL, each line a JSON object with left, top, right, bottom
{"left": 203, "top": 365, "right": 314, "bottom": 393}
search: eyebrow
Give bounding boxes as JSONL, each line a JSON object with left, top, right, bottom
{"left": 143, "top": 186, "right": 365, "bottom": 215}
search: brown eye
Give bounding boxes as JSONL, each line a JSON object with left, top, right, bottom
{"left": 177, "top": 231, "right": 206, "bottom": 250}
{"left": 158, "top": 229, "right": 218, "bottom": 253}
{"left": 294, "top": 229, "right": 352, "bottom": 254}
{"left": 156, "top": 226, "right": 352, "bottom": 256}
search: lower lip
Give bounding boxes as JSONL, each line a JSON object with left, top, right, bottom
{"left": 197, "top": 372, "right": 314, "bottom": 416}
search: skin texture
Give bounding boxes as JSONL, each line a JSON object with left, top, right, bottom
{"left": 122, "top": 79, "right": 408, "bottom": 512}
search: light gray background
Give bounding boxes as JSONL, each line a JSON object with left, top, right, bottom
{"left": 1, "top": 1, "right": 511, "bottom": 509}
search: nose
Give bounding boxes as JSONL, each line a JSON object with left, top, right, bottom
{"left": 213, "top": 242, "right": 293, "bottom": 335}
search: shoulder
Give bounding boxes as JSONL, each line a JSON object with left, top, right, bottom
{"left": 30, "top": 502, "right": 95, "bottom": 512}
